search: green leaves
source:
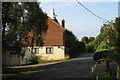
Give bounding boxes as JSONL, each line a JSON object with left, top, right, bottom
{"left": 2, "top": 2, "right": 48, "bottom": 56}
{"left": 81, "top": 36, "right": 89, "bottom": 44}
{"left": 65, "top": 30, "right": 85, "bottom": 57}
{"left": 94, "top": 17, "right": 120, "bottom": 63}
{"left": 96, "top": 41, "right": 111, "bottom": 52}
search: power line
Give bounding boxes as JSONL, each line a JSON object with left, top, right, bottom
{"left": 76, "top": 0, "right": 108, "bottom": 21}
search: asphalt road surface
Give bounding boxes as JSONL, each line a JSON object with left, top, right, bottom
{"left": 18, "top": 53, "right": 95, "bottom": 79}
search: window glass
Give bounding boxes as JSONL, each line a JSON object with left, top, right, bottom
{"left": 50, "top": 48, "right": 53, "bottom": 53}
{"left": 46, "top": 48, "right": 49, "bottom": 53}
{"left": 46, "top": 48, "right": 53, "bottom": 54}
{"left": 32, "top": 48, "right": 39, "bottom": 54}
{"left": 32, "top": 48, "right": 35, "bottom": 53}
{"left": 36, "top": 48, "right": 39, "bottom": 53}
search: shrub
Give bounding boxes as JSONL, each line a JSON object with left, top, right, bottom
{"left": 93, "top": 49, "right": 112, "bottom": 61}
{"left": 96, "top": 41, "right": 111, "bottom": 52}
{"left": 29, "top": 54, "right": 40, "bottom": 64}
{"left": 86, "top": 44, "right": 95, "bottom": 53}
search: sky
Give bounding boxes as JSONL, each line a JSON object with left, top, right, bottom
{"left": 39, "top": 1, "right": 118, "bottom": 41}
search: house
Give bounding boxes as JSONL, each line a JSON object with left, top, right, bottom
{"left": 28, "top": 9, "right": 66, "bottom": 61}
{"left": 2, "top": 9, "right": 67, "bottom": 65}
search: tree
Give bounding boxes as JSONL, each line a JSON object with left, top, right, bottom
{"left": 64, "top": 30, "right": 85, "bottom": 57}
{"left": 96, "top": 41, "right": 111, "bottom": 52}
{"left": 85, "top": 44, "right": 95, "bottom": 53}
{"left": 111, "top": 17, "right": 120, "bottom": 64}
{"left": 88, "top": 37, "right": 95, "bottom": 43}
{"left": 99, "top": 17, "right": 120, "bottom": 64}
{"left": 81, "top": 36, "right": 89, "bottom": 44}
{"left": 100, "top": 21, "right": 115, "bottom": 46}
{"left": 2, "top": 2, "right": 48, "bottom": 56}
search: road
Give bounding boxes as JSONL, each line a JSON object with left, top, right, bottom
{"left": 18, "top": 53, "right": 95, "bottom": 79}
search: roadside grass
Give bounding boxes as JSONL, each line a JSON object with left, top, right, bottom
{"left": 2, "top": 67, "right": 38, "bottom": 80}
{"left": 2, "top": 74, "right": 20, "bottom": 80}
{"left": 88, "top": 73, "right": 112, "bottom": 80}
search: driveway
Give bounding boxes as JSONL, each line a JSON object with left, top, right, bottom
{"left": 18, "top": 53, "right": 95, "bottom": 79}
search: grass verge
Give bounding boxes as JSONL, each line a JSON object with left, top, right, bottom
{"left": 88, "top": 73, "right": 111, "bottom": 80}
{"left": 2, "top": 67, "right": 38, "bottom": 80}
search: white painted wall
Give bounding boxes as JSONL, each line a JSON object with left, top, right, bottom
{"left": 39, "top": 46, "right": 65, "bottom": 61}
{"left": 2, "top": 46, "right": 65, "bottom": 65}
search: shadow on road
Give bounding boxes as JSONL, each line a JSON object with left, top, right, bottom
{"left": 17, "top": 53, "right": 95, "bottom": 79}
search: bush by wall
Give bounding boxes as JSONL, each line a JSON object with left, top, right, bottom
{"left": 29, "top": 54, "right": 40, "bottom": 64}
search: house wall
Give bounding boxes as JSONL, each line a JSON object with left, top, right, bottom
{"left": 2, "top": 48, "right": 31, "bottom": 65}
{"left": 32, "top": 46, "right": 65, "bottom": 61}
{"left": 20, "top": 47, "right": 31, "bottom": 65}
{"left": 2, "top": 46, "right": 65, "bottom": 65}
{"left": 2, "top": 52, "right": 21, "bottom": 65}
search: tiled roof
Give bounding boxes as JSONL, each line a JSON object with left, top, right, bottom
{"left": 42, "top": 18, "right": 66, "bottom": 46}
{"left": 21, "top": 17, "right": 67, "bottom": 46}
{"left": 48, "top": 18, "right": 66, "bottom": 30}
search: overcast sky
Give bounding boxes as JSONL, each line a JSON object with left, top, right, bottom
{"left": 39, "top": 1, "right": 118, "bottom": 40}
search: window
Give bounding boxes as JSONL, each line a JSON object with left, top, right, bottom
{"left": 32, "top": 48, "right": 39, "bottom": 54}
{"left": 46, "top": 48, "right": 53, "bottom": 54}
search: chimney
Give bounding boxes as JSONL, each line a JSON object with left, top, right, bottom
{"left": 62, "top": 19, "right": 65, "bottom": 28}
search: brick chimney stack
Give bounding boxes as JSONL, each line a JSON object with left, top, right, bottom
{"left": 62, "top": 19, "right": 65, "bottom": 28}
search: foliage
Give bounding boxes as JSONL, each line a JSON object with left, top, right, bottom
{"left": 100, "top": 17, "right": 120, "bottom": 64}
{"left": 93, "top": 49, "right": 113, "bottom": 61}
{"left": 29, "top": 54, "right": 40, "bottom": 64}
{"left": 97, "top": 58, "right": 112, "bottom": 64}
{"left": 89, "top": 34, "right": 104, "bottom": 51}
{"left": 100, "top": 21, "right": 115, "bottom": 45}
{"left": 65, "top": 30, "right": 85, "bottom": 57}
{"left": 85, "top": 44, "right": 95, "bottom": 53}
{"left": 81, "top": 36, "right": 95, "bottom": 53}
{"left": 112, "top": 17, "right": 120, "bottom": 64}
{"left": 88, "top": 17, "right": 120, "bottom": 61}
{"left": 88, "top": 74, "right": 111, "bottom": 80}
{"left": 89, "top": 37, "right": 95, "bottom": 43}
{"left": 96, "top": 41, "right": 111, "bottom": 52}
{"left": 81, "top": 36, "right": 89, "bottom": 44}
{"left": 81, "top": 36, "right": 95, "bottom": 44}
{"left": 2, "top": 2, "right": 48, "bottom": 56}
